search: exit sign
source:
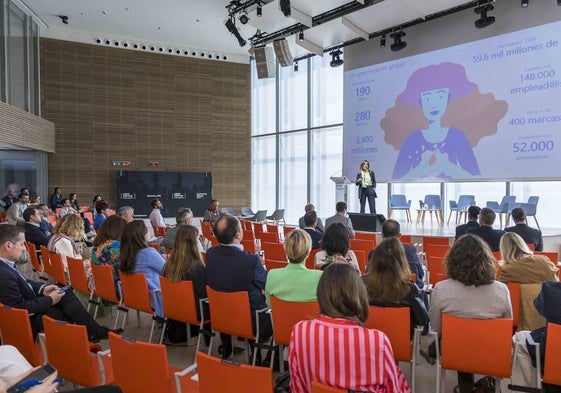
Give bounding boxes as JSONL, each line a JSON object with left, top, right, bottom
{"left": 149, "top": 161, "right": 159, "bottom": 168}
{"left": 112, "top": 161, "right": 131, "bottom": 167}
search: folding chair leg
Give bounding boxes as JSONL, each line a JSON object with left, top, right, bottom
{"left": 278, "top": 343, "right": 284, "bottom": 373}
{"left": 447, "top": 211, "right": 452, "bottom": 224}
{"left": 159, "top": 321, "right": 168, "bottom": 344}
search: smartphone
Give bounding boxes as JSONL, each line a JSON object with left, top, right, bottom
{"left": 57, "top": 285, "right": 71, "bottom": 293}
{"left": 7, "top": 364, "right": 57, "bottom": 393}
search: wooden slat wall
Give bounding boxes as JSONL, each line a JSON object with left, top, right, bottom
{"left": 40, "top": 38, "right": 251, "bottom": 211}
{"left": 0, "top": 101, "right": 55, "bottom": 152}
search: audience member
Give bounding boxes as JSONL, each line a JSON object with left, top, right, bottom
{"left": 120, "top": 220, "right": 165, "bottom": 317}
{"left": 162, "top": 208, "right": 203, "bottom": 252}
{"left": 5, "top": 193, "right": 29, "bottom": 226}
{"left": 205, "top": 215, "right": 271, "bottom": 360}
{"left": 92, "top": 215, "right": 127, "bottom": 283}
{"left": 94, "top": 200, "right": 110, "bottom": 230}
{"left": 325, "top": 201, "right": 355, "bottom": 238}
{"left": 47, "top": 214, "right": 89, "bottom": 271}
{"left": 50, "top": 187, "right": 63, "bottom": 210}
{"left": 37, "top": 204, "right": 54, "bottom": 236}
{"left": 315, "top": 222, "right": 359, "bottom": 272}
{"left": 23, "top": 207, "right": 50, "bottom": 249}
{"left": 428, "top": 234, "right": 512, "bottom": 393}
{"left": 455, "top": 205, "right": 480, "bottom": 241}
{"left": 148, "top": 199, "right": 166, "bottom": 229}
{"left": 289, "top": 263, "right": 411, "bottom": 393}
{"left": 58, "top": 198, "right": 77, "bottom": 217}
{"left": 1, "top": 186, "right": 17, "bottom": 212}
{"left": 203, "top": 199, "right": 222, "bottom": 225}
{"left": 29, "top": 194, "right": 41, "bottom": 204}
{"left": 161, "top": 224, "right": 209, "bottom": 343}
{"left": 363, "top": 237, "right": 429, "bottom": 337}
{"left": 92, "top": 195, "right": 102, "bottom": 216}
{"left": 0, "top": 345, "right": 32, "bottom": 385}
{"left": 301, "top": 210, "right": 322, "bottom": 249}
{"left": 0, "top": 225, "right": 119, "bottom": 341}
{"left": 298, "top": 204, "right": 324, "bottom": 232}
{"left": 265, "top": 229, "right": 322, "bottom": 306}
{"left": 466, "top": 207, "right": 505, "bottom": 251}
{"left": 505, "top": 207, "right": 543, "bottom": 251}
{"left": 68, "top": 193, "right": 81, "bottom": 212}
{"left": 117, "top": 206, "right": 134, "bottom": 223}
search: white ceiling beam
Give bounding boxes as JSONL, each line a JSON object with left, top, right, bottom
{"left": 399, "top": 0, "right": 426, "bottom": 19}
{"left": 295, "top": 36, "right": 324, "bottom": 57}
{"left": 341, "top": 16, "right": 370, "bottom": 41}
{"left": 290, "top": 6, "right": 313, "bottom": 27}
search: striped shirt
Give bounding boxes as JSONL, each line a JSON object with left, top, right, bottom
{"left": 289, "top": 315, "right": 411, "bottom": 393}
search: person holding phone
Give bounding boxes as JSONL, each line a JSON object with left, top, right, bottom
{"left": 355, "top": 160, "right": 377, "bottom": 215}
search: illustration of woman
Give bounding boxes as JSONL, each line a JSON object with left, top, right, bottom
{"left": 381, "top": 62, "right": 507, "bottom": 180}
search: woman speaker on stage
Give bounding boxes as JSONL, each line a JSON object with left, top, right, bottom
{"left": 356, "top": 160, "right": 377, "bottom": 215}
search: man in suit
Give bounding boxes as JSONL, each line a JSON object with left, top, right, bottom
{"left": 505, "top": 207, "right": 543, "bottom": 251}
{"left": 22, "top": 207, "right": 50, "bottom": 249}
{"left": 205, "top": 215, "right": 272, "bottom": 360}
{"left": 302, "top": 211, "right": 323, "bottom": 249}
{"left": 467, "top": 207, "right": 505, "bottom": 251}
{"left": 455, "top": 205, "right": 481, "bottom": 241}
{"left": 0, "top": 225, "right": 121, "bottom": 341}
{"left": 325, "top": 201, "right": 355, "bottom": 239}
{"left": 298, "top": 204, "right": 324, "bottom": 233}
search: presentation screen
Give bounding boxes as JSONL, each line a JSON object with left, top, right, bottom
{"left": 343, "top": 20, "right": 561, "bottom": 182}
{"left": 115, "top": 171, "right": 212, "bottom": 218}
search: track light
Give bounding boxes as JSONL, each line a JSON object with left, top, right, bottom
{"left": 225, "top": 17, "right": 246, "bottom": 47}
{"left": 390, "top": 31, "right": 407, "bottom": 52}
{"left": 59, "top": 15, "right": 69, "bottom": 25}
{"left": 280, "top": 0, "right": 291, "bottom": 17}
{"left": 294, "top": 62, "right": 298, "bottom": 72}
{"left": 521, "top": 0, "right": 529, "bottom": 7}
{"left": 330, "top": 50, "right": 343, "bottom": 68}
{"left": 474, "top": 3, "right": 495, "bottom": 29}
{"left": 257, "top": 1, "right": 262, "bottom": 16}
{"left": 239, "top": 12, "right": 249, "bottom": 24}
{"left": 380, "top": 34, "right": 386, "bottom": 48}
{"left": 298, "top": 28, "right": 304, "bottom": 41}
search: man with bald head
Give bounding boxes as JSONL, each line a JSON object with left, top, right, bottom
{"left": 205, "top": 215, "right": 272, "bottom": 360}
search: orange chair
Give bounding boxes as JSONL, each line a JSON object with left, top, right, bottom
{"left": 283, "top": 226, "right": 296, "bottom": 237}
{"left": 40, "top": 245, "right": 50, "bottom": 271}
{"left": 253, "top": 223, "right": 266, "bottom": 237}
{"left": 266, "top": 224, "right": 279, "bottom": 234}
{"left": 242, "top": 230, "right": 255, "bottom": 241}
{"left": 354, "top": 250, "right": 367, "bottom": 274}
{"left": 67, "top": 256, "right": 93, "bottom": 312}
{"left": 46, "top": 252, "right": 69, "bottom": 286}
{"left": 262, "top": 242, "right": 286, "bottom": 261}
{"left": 107, "top": 332, "right": 197, "bottom": 393}
{"left": 543, "top": 322, "right": 561, "bottom": 386}
{"left": 506, "top": 282, "right": 521, "bottom": 330}
{"left": 25, "top": 241, "right": 45, "bottom": 281}
{"left": 241, "top": 239, "right": 256, "bottom": 254}
{"left": 437, "top": 313, "right": 513, "bottom": 393}
{"left": 365, "top": 306, "right": 421, "bottom": 391}
{"left": 40, "top": 316, "right": 112, "bottom": 386}
{"left": 159, "top": 277, "right": 209, "bottom": 351}
{"left": 206, "top": 286, "right": 271, "bottom": 365}
{"left": 354, "top": 231, "right": 376, "bottom": 243}
{"left": 311, "top": 381, "right": 346, "bottom": 393}
{"left": 270, "top": 296, "right": 319, "bottom": 372}
{"left": 200, "top": 222, "right": 213, "bottom": 238}
{"left": 350, "top": 239, "right": 375, "bottom": 258}
{"left": 422, "top": 236, "right": 450, "bottom": 250}
{"left": 119, "top": 272, "right": 160, "bottom": 342}
{"left": 535, "top": 251, "right": 559, "bottom": 264}
{"left": 400, "top": 235, "right": 412, "bottom": 244}
{"left": 265, "top": 259, "right": 287, "bottom": 271}
{"left": 196, "top": 352, "right": 273, "bottom": 393}
{"left": 305, "top": 249, "right": 321, "bottom": 270}
{"left": 241, "top": 220, "right": 253, "bottom": 231}
{"left": 257, "top": 232, "right": 279, "bottom": 244}
{"left": 0, "top": 304, "right": 44, "bottom": 366}
{"left": 83, "top": 211, "right": 94, "bottom": 228}
{"left": 90, "top": 264, "right": 122, "bottom": 327}
{"left": 426, "top": 255, "right": 447, "bottom": 286}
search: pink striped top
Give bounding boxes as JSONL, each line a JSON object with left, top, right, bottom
{"left": 289, "top": 315, "right": 411, "bottom": 393}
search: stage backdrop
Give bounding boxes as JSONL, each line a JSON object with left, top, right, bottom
{"left": 115, "top": 171, "right": 212, "bottom": 218}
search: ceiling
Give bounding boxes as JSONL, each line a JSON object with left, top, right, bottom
{"left": 20, "top": 0, "right": 478, "bottom": 64}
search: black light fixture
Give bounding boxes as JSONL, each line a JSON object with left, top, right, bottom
{"left": 474, "top": 3, "right": 495, "bottom": 29}
{"left": 239, "top": 12, "right": 249, "bottom": 24}
{"left": 298, "top": 28, "right": 304, "bottom": 41}
{"left": 257, "top": 1, "right": 262, "bottom": 16}
{"left": 59, "top": 15, "right": 69, "bottom": 25}
{"left": 558, "top": 0, "right": 561, "bottom": 6}
{"left": 330, "top": 50, "right": 344, "bottom": 68}
{"left": 225, "top": 17, "right": 246, "bottom": 47}
{"left": 390, "top": 30, "right": 407, "bottom": 52}
{"left": 280, "top": 0, "right": 291, "bottom": 17}
{"left": 294, "top": 62, "right": 298, "bottom": 72}
{"left": 521, "top": 0, "right": 529, "bottom": 7}
{"left": 380, "top": 34, "right": 386, "bottom": 48}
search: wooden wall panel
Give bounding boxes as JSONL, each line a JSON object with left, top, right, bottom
{"left": 41, "top": 38, "right": 251, "bottom": 212}
{"left": 0, "top": 101, "right": 55, "bottom": 152}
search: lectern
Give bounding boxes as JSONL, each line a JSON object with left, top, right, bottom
{"left": 330, "top": 176, "right": 353, "bottom": 205}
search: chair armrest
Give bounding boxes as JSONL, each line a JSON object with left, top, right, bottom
{"left": 96, "top": 349, "right": 111, "bottom": 385}
{"left": 175, "top": 362, "right": 198, "bottom": 393}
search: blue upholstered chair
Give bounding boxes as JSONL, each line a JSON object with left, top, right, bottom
{"left": 417, "top": 195, "right": 443, "bottom": 225}
{"left": 486, "top": 196, "right": 516, "bottom": 228}
{"left": 389, "top": 194, "right": 412, "bottom": 222}
{"left": 508, "top": 196, "right": 540, "bottom": 229}
{"left": 447, "top": 195, "right": 475, "bottom": 224}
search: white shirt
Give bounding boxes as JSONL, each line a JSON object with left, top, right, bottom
{"left": 149, "top": 208, "right": 166, "bottom": 228}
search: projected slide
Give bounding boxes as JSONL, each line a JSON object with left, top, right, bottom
{"left": 343, "top": 20, "right": 561, "bottom": 182}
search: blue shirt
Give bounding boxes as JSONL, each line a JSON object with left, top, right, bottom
{"left": 133, "top": 247, "right": 165, "bottom": 317}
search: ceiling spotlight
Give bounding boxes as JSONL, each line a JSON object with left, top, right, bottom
{"left": 298, "top": 28, "right": 304, "bottom": 41}
{"left": 239, "top": 12, "right": 249, "bottom": 25}
{"left": 225, "top": 17, "right": 246, "bottom": 47}
{"left": 390, "top": 31, "right": 407, "bottom": 52}
{"left": 330, "top": 50, "right": 344, "bottom": 68}
{"left": 280, "top": 0, "right": 291, "bottom": 17}
{"left": 294, "top": 62, "right": 298, "bottom": 72}
{"left": 380, "top": 34, "right": 386, "bottom": 48}
{"left": 257, "top": 3, "right": 262, "bottom": 16}
{"left": 59, "top": 15, "right": 69, "bottom": 25}
{"left": 474, "top": 3, "right": 495, "bottom": 29}
{"left": 521, "top": 0, "right": 529, "bottom": 7}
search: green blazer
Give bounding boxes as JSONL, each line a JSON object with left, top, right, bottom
{"left": 265, "top": 263, "right": 323, "bottom": 306}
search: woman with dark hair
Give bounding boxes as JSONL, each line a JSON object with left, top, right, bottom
{"left": 94, "top": 200, "right": 110, "bottom": 230}
{"left": 355, "top": 159, "right": 377, "bottom": 214}
{"left": 314, "top": 223, "right": 359, "bottom": 272}
{"left": 161, "top": 225, "right": 208, "bottom": 343}
{"left": 363, "top": 237, "right": 429, "bottom": 337}
{"left": 429, "top": 234, "right": 512, "bottom": 393}
{"left": 120, "top": 220, "right": 165, "bottom": 317}
{"left": 68, "top": 193, "right": 81, "bottom": 212}
{"left": 92, "top": 215, "right": 127, "bottom": 282}
{"left": 289, "top": 263, "right": 410, "bottom": 393}
{"left": 92, "top": 195, "right": 102, "bottom": 216}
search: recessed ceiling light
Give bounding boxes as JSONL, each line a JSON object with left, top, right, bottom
{"left": 101, "top": 10, "right": 107, "bottom": 15}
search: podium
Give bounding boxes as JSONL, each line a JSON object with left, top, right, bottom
{"left": 330, "top": 176, "right": 353, "bottom": 205}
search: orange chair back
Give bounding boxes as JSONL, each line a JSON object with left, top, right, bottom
{"left": 305, "top": 249, "right": 321, "bottom": 270}
{"left": 46, "top": 252, "right": 68, "bottom": 285}
{"left": 108, "top": 332, "right": 174, "bottom": 393}
{"left": 311, "top": 381, "right": 346, "bottom": 393}
{"left": 283, "top": 226, "right": 296, "bottom": 237}
{"left": 91, "top": 264, "right": 120, "bottom": 304}
{"left": 441, "top": 313, "right": 512, "bottom": 377}
{"left": 354, "top": 231, "right": 377, "bottom": 243}
{"left": 253, "top": 223, "right": 265, "bottom": 236}
{"left": 120, "top": 272, "right": 153, "bottom": 314}
{"left": 266, "top": 224, "right": 279, "bottom": 234}
{"left": 506, "top": 282, "right": 521, "bottom": 328}
{"left": 149, "top": 243, "right": 161, "bottom": 253}
{"left": 427, "top": 255, "right": 447, "bottom": 285}
{"left": 422, "top": 236, "right": 450, "bottom": 249}
{"left": 534, "top": 251, "right": 559, "bottom": 264}
{"left": 492, "top": 251, "right": 502, "bottom": 261}
{"left": 270, "top": 296, "right": 319, "bottom": 346}
{"left": 257, "top": 232, "right": 279, "bottom": 244}
{"left": 242, "top": 230, "right": 255, "bottom": 241}
{"left": 197, "top": 352, "right": 274, "bottom": 393}
{"left": 201, "top": 222, "right": 213, "bottom": 238}
{"left": 47, "top": 215, "right": 57, "bottom": 225}
{"left": 25, "top": 241, "right": 43, "bottom": 274}
{"left": 241, "top": 239, "right": 256, "bottom": 254}
{"left": 263, "top": 242, "right": 286, "bottom": 261}
{"left": 350, "top": 239, "right": 375, "bottom": 256}
{"left": 265, "top": 260, "right": 287, "bottom": 271}
{"left": 400, "top": 235, "right": 412, "bottom": 244}
{"left": 354, "top": 250, "right": 367, "bottom": 274}
{"left": 424, "top": 243, "right": 450, "bottom": 259}
{"left": 241, "top": 220, "right": 253, "bottom": 231}
{"left": 0, "top": 304, "right": 43, "bottom": 366}
{"left": 206, "top": 286, "right": 254, "bottom": 340}
{"left": 40, "top": 245, "right": 50, "bottom": 268}
{"left": 543, "top": 322, "right": 561, "bottom": 386}
{"left": 365, "top": 306, "right": 411, "bottom": 362}
{"left": 83, "top": 211, "right": 94, "bottom": 228}
{"left": 67, "top": 256, "right": 90, "bottom": 296}
{"left": 42, "top": 316, "right": 112, "bottom": 386}
{"left": 159, "top": 277, "right": 199, "bottom": 326}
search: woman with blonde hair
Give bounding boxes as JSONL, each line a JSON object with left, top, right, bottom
{"left": 47, "top": 213, "right": 89, "bottom": 271}
{"left": 363, "top": 237, "right": 428, "bottom": 337}
{"left": 264, "top": 229, "right": 323, "bottom": 306}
